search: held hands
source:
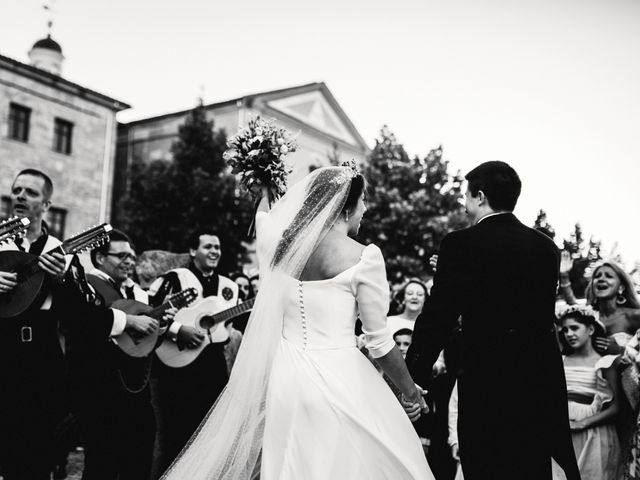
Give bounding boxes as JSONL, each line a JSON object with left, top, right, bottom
{"left": 38, "top": 251, "right": 66, "bottom": 281}
{"left": 125, "top": 314, "right": 158, "bottom": 339}
{"left": 400, "top": 385, "right": 429, "bottom": 423}
{"left": 0, "top": 271, "right": 18, "bottom": 294}
{"left": 176, "top": 325, "right": 205, "bottom": 350}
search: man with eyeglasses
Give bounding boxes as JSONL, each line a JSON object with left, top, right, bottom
{"left": 0, "top": 169, "right": 156, "bottom": 480}
{"left": 83, "top": 228, "right": 159, "bottom": 480}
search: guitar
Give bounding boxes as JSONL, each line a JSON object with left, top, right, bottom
{"left": 0, "top": 217, "right": 30, "bottom": 245}
{"left": 111, "top": 288, "right": 198, "bottom": 358}
{"left": 156, "top": 296, "right": 255, "bottom": 368}
{"left": 0, "top": 223, "right": 112, "bottom": 318}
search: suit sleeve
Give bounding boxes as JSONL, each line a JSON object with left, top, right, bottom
{"left": 406, "top": 232, "right": 464, "bottom": 387}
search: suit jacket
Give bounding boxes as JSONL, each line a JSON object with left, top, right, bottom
{"left": 406, "top": 213, "right": 580, "bottom": 479}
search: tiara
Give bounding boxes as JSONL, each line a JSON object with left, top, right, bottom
{"left": 340, "top": 159, "right": 359, "bottom": 176}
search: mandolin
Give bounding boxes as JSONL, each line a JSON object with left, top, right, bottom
{"left": 111, "top": 288, "right": 198, "bottom": 358}
{"left": 0, "top": 217, "right": 30, "bottom": 245}
{"left": 155, "top": 296, "right": 255, "bottom": 368}
{"left": 0, "top": 223, "right": 112, "bottom": 318}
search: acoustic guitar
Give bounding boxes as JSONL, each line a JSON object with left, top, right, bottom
{"left": 0, "top": 223, "right": 112, "bottom": 318}
{"left": 156, "top": 297, "right": 255, "bottom": 368}
{"left": 0, "top": 217, "right": 30, "bottom": 245}
{"left": 111, "top": 288, "right": 198, "bottom": 358}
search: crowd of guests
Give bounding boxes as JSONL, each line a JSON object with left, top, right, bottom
{"left": 3, "top": 166, "right": 640, "bottom": 480}
{"left": 378, "top": 252, "right": 640, "bottom": 480}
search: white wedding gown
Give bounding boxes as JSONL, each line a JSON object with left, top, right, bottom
{"left": 261, "top": 243, "right": 434, "bottom": 480}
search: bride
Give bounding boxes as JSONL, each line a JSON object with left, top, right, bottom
{"left": 161, "top": 165, "right": 434, "bottom": 479}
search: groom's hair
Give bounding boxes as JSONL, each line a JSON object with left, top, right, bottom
{"left": 465, "top": 161, "right": 521, "bottom": 211}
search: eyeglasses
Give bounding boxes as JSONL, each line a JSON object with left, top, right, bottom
{"left": 105, "top": 252, "right": 137, "bottom": 262}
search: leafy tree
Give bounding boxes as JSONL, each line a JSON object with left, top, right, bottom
{"left": 533, "top": 209, "right": 556, "bottom": 239}
{"left": 118, "top": 102, "right": 254, "bottom": 274}
{"left": 562, "top": 223, "right": 602, "bottom": 298}
{"left": 358, "top": 126, "right": 467, "bottom": 281}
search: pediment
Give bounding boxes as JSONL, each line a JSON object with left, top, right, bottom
{"left": 266, "top": 90, "right": 360, "bottom": 147}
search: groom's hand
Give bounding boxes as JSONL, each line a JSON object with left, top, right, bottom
{"left": 401, "top": 386, "right": 429, "bottom": 422}
{"left": 401, "top": 397, "right": 423, "bottom": 423}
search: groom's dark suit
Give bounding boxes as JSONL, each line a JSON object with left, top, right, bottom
{"left": 406, "top": 213, "right": 580, "bottom": 480}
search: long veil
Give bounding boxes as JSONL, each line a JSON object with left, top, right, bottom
{"left": 161, "top": 166, "right": 357, "bottom": 479}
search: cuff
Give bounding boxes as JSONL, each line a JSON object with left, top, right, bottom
{"left": 168, "top": 321, "right": 182, "bottom": 342}
{"left": 363, "top": 325, "right": 395, "bottom": 359}
{"left": 110, "top": 309, "right": 127, "bottom": 336}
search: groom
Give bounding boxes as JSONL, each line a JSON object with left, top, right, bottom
{"left": 406, "top": 161, "right": 580, "bottom": 480}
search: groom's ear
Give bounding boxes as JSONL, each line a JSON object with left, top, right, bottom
{"left": 476, "top": 190, "right": 487, "bottom": 206}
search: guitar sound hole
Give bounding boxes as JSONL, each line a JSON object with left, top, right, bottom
{"left": 199, "top": 316, "right": 216, "bottom": 330}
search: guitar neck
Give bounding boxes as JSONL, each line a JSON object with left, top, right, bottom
{"left": 212, "top": 298, "right": 255, "bottom": 325}
{"left": 148, "top": 295, "right": 191, "bottom": 321}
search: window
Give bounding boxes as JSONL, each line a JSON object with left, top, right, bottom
{"left": 8, "top": 103, "right": 31, "bottom": 142}
{"left": 0, "top": 196, "right": 11, "bottom": 221}
{"left": 53, "top": 118, "right": 73, "bottom": 154}
{"left": 46, "top": 207, "right": 66, "bottom": 239}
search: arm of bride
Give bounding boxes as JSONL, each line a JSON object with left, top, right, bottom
{"left": 352, "top": 244, "right": 427, "bottom": 421}
{"left": 375, "top": 347, "right": 428, "bottom": 421}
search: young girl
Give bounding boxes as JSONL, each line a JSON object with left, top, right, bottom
{"left": 553, "top": 305, "right": 622, "bottom": 480}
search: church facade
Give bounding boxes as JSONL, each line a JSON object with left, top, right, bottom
{"left": 113, "top": 82, "right": 370, "bottom": 220}
{"left": 0, "top": 36, "right": 129, "bottom": 239}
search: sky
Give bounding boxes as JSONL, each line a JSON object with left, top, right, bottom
{"left": 2, "top": 0, "right": 639, "bottom": 264}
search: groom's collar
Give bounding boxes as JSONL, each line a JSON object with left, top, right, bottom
{"left": 476, "top": 211, "right": 515, "bottom": 225}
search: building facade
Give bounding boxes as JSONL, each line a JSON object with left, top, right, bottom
{"left": 0, "top": 36, "right": 129, "bottom": 239}
{"left": 113, "top": 82, "right": 370, "bottom": 221}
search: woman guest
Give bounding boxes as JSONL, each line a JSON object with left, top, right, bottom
{"left": 560, "top": 257, "right": 640, "bottom": 352}
{"left": 552, "top": 305, "right": 622, "bottom": 480}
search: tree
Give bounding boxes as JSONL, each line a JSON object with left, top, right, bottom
{"left": 118, "top": 102, "right": 254, "bottom": 274}
{"left": 533, "top": 209, "right": 556, "bottom": 239}
{"left": 358, "top": 126, "right": 467, "bottom": 281}
{"left": 562, "top": 223, "right": 602, "bottom": 298}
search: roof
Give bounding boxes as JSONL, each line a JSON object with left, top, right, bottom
{"left": 121, "top": 82, "right": 369, "bottom": 151}
{"left": 0, "top": 52, "right": 130, "bottom": 112}
{"left": 32, "top": 35, "right": 62, "bottom": 54}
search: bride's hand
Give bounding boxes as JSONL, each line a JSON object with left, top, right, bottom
{"left": 400, "top": 388, "right": 428, "bottom": 422}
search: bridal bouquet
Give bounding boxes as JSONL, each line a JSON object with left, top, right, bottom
{"left": 224, "top": 116, "right": 297, "bottom": 201}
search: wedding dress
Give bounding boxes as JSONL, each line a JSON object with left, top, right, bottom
{"left": 161, "top": 166, "right": 433, "bottom": 480}
{"left": 261, "top": 236, "right": 433, "bottom": 479}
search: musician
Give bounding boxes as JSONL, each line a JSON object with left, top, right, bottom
{"left": 78, "top": 229, "right": 160, "bottom": 480}
{"left": 0, "top": 169, "right": 156, "bottom": 480}
{"left": 148, "top": 231, "right": 239, "bottom": 474}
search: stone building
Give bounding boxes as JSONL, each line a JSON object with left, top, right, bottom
{"left": 113, "top": 82, "right": 370, "bottom": 221}
{"left": 0, "top": 35, "right": 129, "bottom": 239}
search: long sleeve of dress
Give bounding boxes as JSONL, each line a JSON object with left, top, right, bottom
{"left": 351, "top": 245, "right": 395, "bottom": 358}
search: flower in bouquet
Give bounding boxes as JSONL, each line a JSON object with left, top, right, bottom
{"left": 224, "top": 116, "right": 297, "bottom": 201}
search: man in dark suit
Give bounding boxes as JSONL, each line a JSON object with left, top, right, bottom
{"left": 405, "top": 161, "right": 580, "bottom": 480}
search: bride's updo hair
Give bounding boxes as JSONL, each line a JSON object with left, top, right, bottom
{"left": 342, "top": 174, "right": 366, "bottom": 215}
{"left": 271, "top": 168, "right": 365, "bottom": 270}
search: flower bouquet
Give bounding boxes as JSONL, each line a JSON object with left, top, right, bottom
{"left": 224, "top": 116, "right": 297, "bottom": 236}
{"left": 224, "top": 116, "right": 297, "bottom": 205}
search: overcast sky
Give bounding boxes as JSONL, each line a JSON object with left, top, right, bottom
{"left": 2, "top": 0, "right": 639, "bottom": 264}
